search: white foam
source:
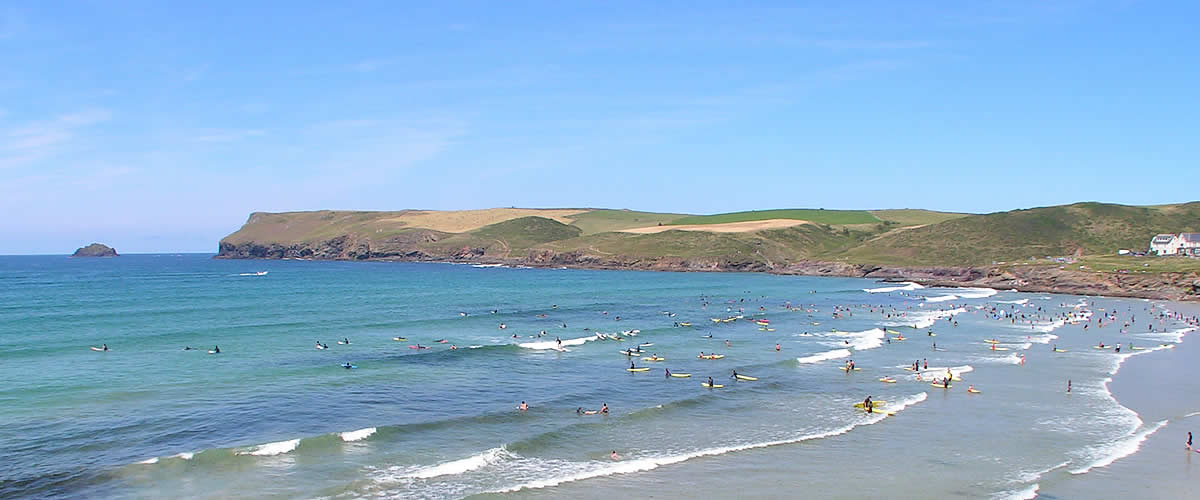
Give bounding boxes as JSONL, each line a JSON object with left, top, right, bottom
{"left": 909, "top": 308, "right": 966, "bottom": 329}
{"left": 991, "top": 483, "right": 1039, "bottom": 500}
{"left": 956, "top": 287, "right": 999, "bottom": 299}
{"left": 864, "top": 282, "right": 924, "bottom": 293}
{"left": 137, "top": 457, "right": 159, "bottom": 464}
{"left": 175, "top": 452, "right": 194, "bottom": 460}
{"left": 1186, "top": 411, "right": 1200, "bottom": 418}
{"left": 826, "top": 328, "right": 886, "bottom": 351}
{"left": 1020, "top": 342, "right": 1033, "bottom": 350}
{"left": 925, "top": 294, "right": 958, "bottom": 303}
{"left": 493, "top": 393, "right": 929, "bottom": 493}
{"left": 518, "top": 336, "right": 597, "bottom": 350}
{"left": 1029, "top": 333, "right": 1058, "bottom": 344}
{"left": 795, "top": 348, "right": 852, "bottom": 364}
{"left": 406, "top": 447, "right": 513, "bottom": 479}
{"left": 996, "top": 299, "right": 1030, "bottom": 305}
{"left": 237, "top": 438, "right": 301, "bottom": 456}
{"left": 340, "top": 427, "right": 377, "bottom": 442}
{"left": 1068, "top": 420, "right": 1167, "bottom": 474}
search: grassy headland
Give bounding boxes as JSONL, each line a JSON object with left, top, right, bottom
{"left": 218, "top": 203, "right": 1200, "bottom": 300}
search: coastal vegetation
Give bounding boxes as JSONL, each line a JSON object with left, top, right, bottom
{"left": 218, "top": 202, "right": 1200, "bottom": 299}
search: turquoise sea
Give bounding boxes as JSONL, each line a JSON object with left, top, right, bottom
{"left": 1, "top": 254, "right": 1197, "bottom": 499}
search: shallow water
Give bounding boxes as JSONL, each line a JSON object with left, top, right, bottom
{"left": 0, "top": 255, "right": 1195, "bottom": 499}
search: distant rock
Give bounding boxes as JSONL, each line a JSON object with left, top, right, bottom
{"left": 72, "top": 243, "right": 119, "bottom": 257}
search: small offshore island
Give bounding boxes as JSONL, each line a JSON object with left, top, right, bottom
{"left": 217, "top": 202, "right": 1200, "bottom": 301}
{"left": 71, "top": 243, "right": 119, "bottom": 258}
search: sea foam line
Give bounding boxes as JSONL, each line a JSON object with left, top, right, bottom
{"left": 825, "top": 328, "right": 886, "bottom": 350}
{"left": 1067, "top": 420, "right": 1167, "bottom": 474}
{"left": 864, "top": 282, "right": 924, "bottom": 293}
{"left": 795, "top": 348, "right": 851, "bottom": 364}
{"left": 236, "top": 438, "right": 301, "bottom": 456}
{"left": 491, "top": 393, "right": 929, "bottom": 493}
{"left": 341, "top": 427, "right": 377, "bottom": 442}
{"left": 518, "top": 335, "right": 598, "bottom": 350}
{"left": 401, "top": 447, "right": 514, "bottom": 480}
{"left": 991, "top": 483, "right": 1039, "bottom": 500}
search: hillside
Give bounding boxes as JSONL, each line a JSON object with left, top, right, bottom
{"left": 217, "top": 203, "right": 1200, "bottom": 300}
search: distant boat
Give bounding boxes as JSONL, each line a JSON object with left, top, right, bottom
{"left": 255, "top": 271, "right": 268, "bottom": 276}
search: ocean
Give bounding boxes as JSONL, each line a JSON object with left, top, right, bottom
{"left": 1, "top": 254, "right": 1196, "bottom": 499}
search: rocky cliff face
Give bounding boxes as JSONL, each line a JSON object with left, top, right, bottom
{"left": 72, "top": 243, "right": 118, "bottom": 257}
{"left": 218, "top": 240, "right": 1200, "bottom": 302}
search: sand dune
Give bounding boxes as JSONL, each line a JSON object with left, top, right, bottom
{"left": 620, "top": 219, "right": 811, "bottom": 234}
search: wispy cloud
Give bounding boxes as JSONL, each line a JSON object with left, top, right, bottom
{"left": 192, "top": 128, "right": 266, "bottom": 143}
{"left": 1, "top": 108, "right": 111, "bottom": 169}
{"left": 349, "top": 59, "right": 389, "bottom": 72}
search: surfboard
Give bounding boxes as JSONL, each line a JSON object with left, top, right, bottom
{"left": 392, "top": 337, "right": 406, "bottom": 341}
{"left": 1054, "top": 349, "right": 1068, "bottom": 352}
{"left": 735, "top": 374, "right": 758, "bottom": 381}
{"left": 932, "top": 383, "right": 952, "bottom": 388}
{"left": 839, "top": 367, "right": 861, "bottom": 371}
{"left": 670, "top": 373, "right": 691, "bottom": 378}
{"left": 641, "top": 357, "right": 665, "bottom": 362}
{"left": 853, "top": 401, "right": 886, "bottom": 408}
{"left": 89, "top": 347, "right": 107, "bottom": 351}
{"left": 868, "top": 407, "right": 896, "bottom": 415}
{"left": 967, "top": 389, "right": 981, "bottom": 393}
{"left": 990, "top": 347, "right": 1009, "bottom": 351}
{"left": 1093, "top": 346, "right": 1110, "bottom": 349}
{"left": 701, "top": 383, "right": 724, "bottom": 388}
{"left": 207, "top": 350, "right": 219, "bottom": 354}
{"left": 627, "top": 367, "right": 650, "bottom": 372}
{"left": 699, "top": 355, "right": 725, "bottom": 359}
{"left": 879, "top": 378, "right": 897, "bottom": 383}
{"left": 337, "top": 341, "right": 350, "bottom": 345}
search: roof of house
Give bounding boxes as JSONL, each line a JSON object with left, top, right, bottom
{"left": 1152, "top": 234, "right": 1177, "bottom": 243}
{"left": 1181, "top": 233, "right": 1200, "bottom": 243}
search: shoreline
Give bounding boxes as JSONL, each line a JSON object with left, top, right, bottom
{"left": 213, "top": 252, "right": 1200, "bottom": 302}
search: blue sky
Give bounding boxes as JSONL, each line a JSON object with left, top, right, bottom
{"left": 2, "top": 1, "right": 1197, "bottom": 253}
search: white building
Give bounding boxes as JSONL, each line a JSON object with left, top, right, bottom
{"left": 1150, "top": 233, "right": 1200, "bottom": 256}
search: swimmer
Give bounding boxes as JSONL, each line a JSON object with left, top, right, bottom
{"left": 519, "top": 401, "right": 528, "bottom": 412}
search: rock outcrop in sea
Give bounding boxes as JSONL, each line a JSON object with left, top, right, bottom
{"left": 72, "top": 243, "right": 119, "bottom": 257}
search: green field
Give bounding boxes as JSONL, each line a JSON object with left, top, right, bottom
{"left": 870, "top": 209, "right": 969, "bottom": 226}
{"left": 668, "top": 209, "right": 880, "bottom": 226}
{"left": 565, "top": 209, "right": 689, "bottom": 235}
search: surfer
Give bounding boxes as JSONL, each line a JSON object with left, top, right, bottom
{"left": 968, "top": 385, "right": 975, "bottom": 392}
{"left": 850, "top": 360, "right": 855, "bottom": 370}
{"left": 725, "top": 339, "right": 731, "bottom": 347}
{"left": 184, "top": 346, "right": 194, "bottom": 351}
{"left": 864, "top": 396, "right": 873, "bottom": 413}
{"left": 665, "top": 368, "right": 671, "bottom": 378}
{"left": 731, "top": 370, "right": 738, "bottom": 379}
{"left": 943, "top": 378, "right": 950, "bottom": 388}
{"left": 707, "top": 376, "right": 715, "bottom": 387}
{"left": 343, "top": 338, "right": 350, "bottom": 344}
{"left": 775, "top": 343, "right": 781, "bottom": 351}
{"left": 1115, "top": 343, "right": 1121, "bottom": 353}
{"left": 923, "top": 358, "right": 928, "bottom": 369}
{"left": 611, "top": 450, "right": 620, "bottom": 461}
{"left": 102, "top": 344, "right": 108, "bottom": 351}
{"left": 630, "top": 360, "right": 635, "bottom": 369}
{"left": 600, "top": 403, "right": 608, "bottom": 414}
{"left": 519, "top": 401, "right": 528, "bottom": 412}
{"left": 1188, "top": 432, "right": 1193, "bottom": 450}
{"left": 556, "top": 337, "right": 562, "bottom": 347}
{"left": 342, "top": 362, "right": 352, "bottom": 369}
{"left": 1067, "top": 379, "right": 1072, "bottom": 393}
{"left": 213, "top": 345, "right": 220, "bottom": 354}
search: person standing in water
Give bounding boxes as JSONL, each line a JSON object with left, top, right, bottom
{"left": 1067, "top": 379, "right": 1072, "bottom": 393}
{"left": 519, "top": 401, "right": 528, "bottom": 412}
{"left": 1187, "top": 432, "right": 1192, "bottom": 450}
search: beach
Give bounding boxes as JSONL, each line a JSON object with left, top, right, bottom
{"left": 1, "top": 255, "right": 1196, "bottom": 499}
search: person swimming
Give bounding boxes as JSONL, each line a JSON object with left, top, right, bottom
{"left": 600, "top": 403, "right": 608, "bottom": 413}
{"left": 611, "top": 450, "right": 620, "bottom": 460}
{"left": 519, "top": 401, "right": 528, "bottom": 411}
{"left": 775, "top": 343, "right": 781, "bottom": 351}
{"left": 342, "top": 362, "right": 352, "bottom": 369}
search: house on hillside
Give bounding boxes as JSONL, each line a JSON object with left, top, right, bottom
{"left": 1149, "top": 233, "right": 1200, "bottom": 256}
{"left": 1182, "top": 233, "right": 1200, "bottom": 256}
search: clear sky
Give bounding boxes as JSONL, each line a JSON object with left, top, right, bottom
{"left": 2, "top": 1, "right": 1197, "bottom": 254}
